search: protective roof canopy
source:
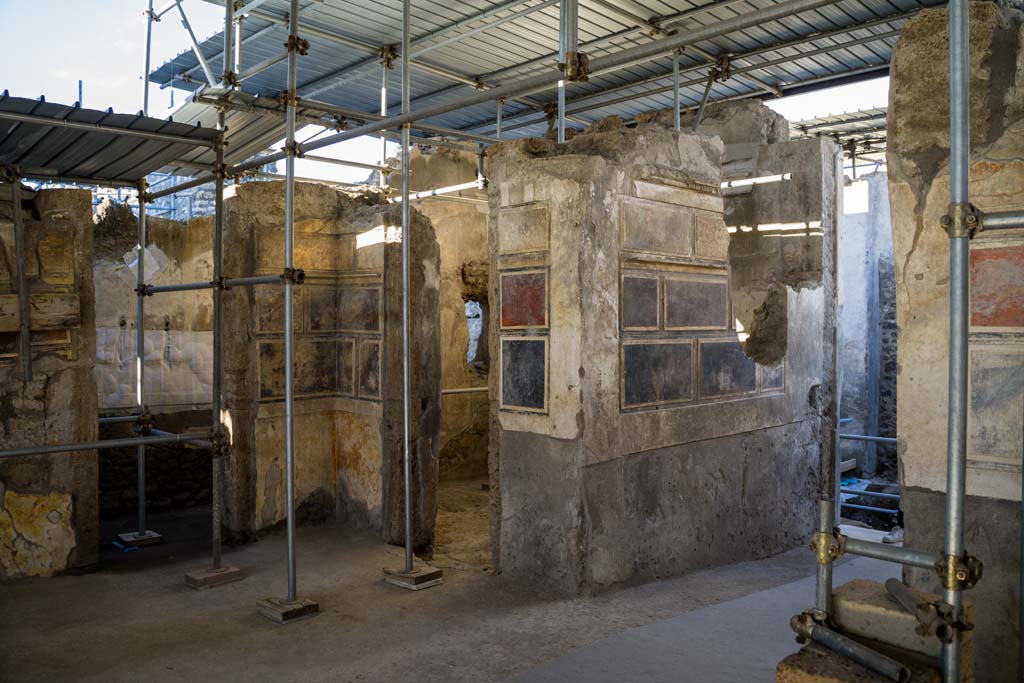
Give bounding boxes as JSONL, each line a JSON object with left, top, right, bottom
{"left": 0, "top": 93, "right": 219, "bottom": 186}
{"left": 149, "top": 0, "right": 932, "bottom": 172}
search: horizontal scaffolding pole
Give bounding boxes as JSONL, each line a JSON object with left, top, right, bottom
{"left": 842, "top": 502, "right": 897, "bottom": 515}
{"left": 840, "top": 433, "right": 897, "bottom": 444}
{"left": 237, "top": 49, "right": 290, "bottom": 83}
{"left": 0, "top": 431, "right": 214, "bottom": 459}
{"left": 843, "top": 536, "right": 939, "bottom": 570}
{"left": 151, "top": 428, "right": 212, "bottom": 449}
{"left": 302, "top": 154, "right": 386, "bottom": 173}
{"left": 22, "top": 172, "right": 144, "bottom": 189}
{"left": 149, "top": 173, "right": 215, "bottom": 200}
{"left": 389, "top": 179, "right": 483, "bottom": 202}
{"left": 840, "top": 488, "right": 901, "bottom": 501}
{"left": 98, "top": 414, "right": 144, "bottom": 425}
{"left": 144, "top": 274, "right": 285, "bottom": 294}
{"left": 982, "top": 210, "right": 1024, "bottom": 231}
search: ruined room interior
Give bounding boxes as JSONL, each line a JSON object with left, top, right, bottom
{"left": 0, "top": 0, "right": 1022, "bottom": 681}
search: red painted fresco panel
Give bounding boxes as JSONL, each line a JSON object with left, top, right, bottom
{"left": 500, "top": 271, "right": 547, "bottom": 328}
{"left": 971, "top": 245, "right": 1024, "bottom": 327}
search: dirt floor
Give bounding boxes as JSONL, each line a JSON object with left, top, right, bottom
{"left": 432, "top": 476, "right": 492, "bottom": 570}
{"left": 0, "top": 508, "right": 879, "bottom": 683}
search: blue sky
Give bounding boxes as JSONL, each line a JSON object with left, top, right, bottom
{"left": 0, "top": 0, "right": 888, "bottom": 186}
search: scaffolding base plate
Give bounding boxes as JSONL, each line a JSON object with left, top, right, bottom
{"left": 382, "top": 565, "right": 444, "bottom": 591}
{"left": 256, "top": 597, "right": 319, "bottom": 624}
{"left": 184, "top": 565, "right": 243, "bottom": 590}
{"left": 117, "top": 530, "right": 162, "bottom": 547}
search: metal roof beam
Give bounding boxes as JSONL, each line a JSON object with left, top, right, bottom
{"left": 0, "top": 110, "right": 216, "bottom": 148}
{"left": 465, "top": 16, "right": 908, "bottom": 134}
{"left": 299, "top": 0, "right": 555, "bottom": 98}
{"left": 797, "top": 111, "right": 887, "bottom": 132}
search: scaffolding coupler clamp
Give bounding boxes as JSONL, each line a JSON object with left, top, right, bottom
{"left": 211, "top": 427, "right": 230, "bottom": 459}
{"left": 285, "top": 34, "right": 310, "bottom": 56}
{"left": 0, "top": 165, "right": 18, "bottom": 183}
{"left": 282, "top": 268, "right": 305, "bottom": 285}
{"left": 563, "top": 51, "right": 590, "bottom": 82}
{"left": 136, "top": 284, "right": 154, "bottom": 297}
{"left": 277, "top": 89, "right": 298, "bottom": 108}
{"left": 936, "top": 552, "right": 983, "bottom": 592}
{"left": 380, "top": 45, "right": 399, "bottom": 69}
{"left": 809, "top": 528, "right": 844, "bottom": 565}
{"left": 213, "top": 276, "right": 227, "bottom": 291}
{"left": 133, "top": 409, "right": 154, "bottom": 435}
{"left": 940, "top": 202, "right": 980, "bottom": 239}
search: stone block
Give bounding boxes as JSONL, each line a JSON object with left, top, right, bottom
{"left": 832, "top": 579, "right": 974, "bottom": 666}
{"left": 184, "top": 565, "right": 243, "bottom": 589}
{"left": 776, "top": 643, "right": 939, "bottom": 683}
{"left": 256, "top": 597, "right": 319, "bottom": 624}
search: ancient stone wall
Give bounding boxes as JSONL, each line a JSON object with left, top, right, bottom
{"left": 887, "top": 6, "right": 1024, "bottom": 681}
{"left": 401, "top": 149, "right": 490, "bottom": 481}
{"left": 0, "top": 184, "right": 98, "bottom": 578}
{"left": 487, "top": 116, "right": 835, "bottom": 593}
{"left": 220, "top": 181, "right": 440, "bottom": 546}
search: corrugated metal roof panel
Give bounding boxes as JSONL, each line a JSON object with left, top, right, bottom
{"left": 0, "top": 94, "right": 219, "bottom": 185}
{"left": 147, "top": 0, "right": 939, "bottom": 164}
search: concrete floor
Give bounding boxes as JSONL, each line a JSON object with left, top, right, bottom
{"left": 0, "top": 511, "right": 894, "bottom": 683}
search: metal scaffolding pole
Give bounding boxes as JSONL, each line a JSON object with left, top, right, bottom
{"left": 401, "top": 0, "right": 414, "bottom": 576}
{"left": 177, "top": 2, "right": 217, "bottom": 86}
{"left": 0, "top": 432, "right": 215, "bottom": 459}
{"left": 672, "top": 50, "right": 681, "bottom": 132}
{"left": 117, "top": 179, "right": 161, "bottom": 548}
{"left": 557, "top": 0, "right": 577, "bottom": 143}
{"left": 692, "top": 69, "right": 716, "bottom": 133}
{"left": 222, "top": 0, "right": 235, "bottom": 85}
{"left": 10, "top": 175, "right": 31, "bottom": 381}
{"left": 380, "top": 60, "right": 389, "bottom": 189}
{"left": 284, "top": 0, "right": 300, "bottom": 604}
{"left": 143, "top": 0, "right": 154, "bottom": 115}
{"left": 381, "top": 0, "right": 444, "bottom": 594}
{"left": 255, "top": 0, "right": 318, "bottom": 624}
{"left": 941, "top": 1, "right": 975, "bottom": 679}
{"left": 496, "top": 97, "right": 504, "bottom": 140}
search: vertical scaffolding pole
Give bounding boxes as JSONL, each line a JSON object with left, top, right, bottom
{"left": 10, "top": 176, "right": 31, "bottom": 382}
{"left": 234, "top": 14, "right": 245, "bottom": 75}
{"left": 186, "top": 112, "right": 243, "bottom": 589}
{"left": 401, "top": 0, "right": 414, "bottom": 575}
{"left": 672, "top": 50, "right": 681, "bottom": 132}
{"left": 497, "top": 97, "right": 504, "bottom": 140}
{"left": 380, "top": 60, "right": 389, "bottom": 189}
{"left": 283, "top": 0, "right": 300, "bottom": 603}
{"left": 222, "top": 0, "right": 235, "bottom": 86}
{"left": 143, "top": 0, "right": 154, "bottom": 115}
{"left": 116, "top": 179, "right": 163, "bottom": 547}
{"left": 136, "top": 181, "right": 147, "bottom": 537}
{"left": 557, "top": 0, "right": 577, "bottom": 143}
{"left": 941, "top": 1, "right": 971, "bottom": 679}
{"left": 210, "top": 125, "right": 225, "bottom": 568}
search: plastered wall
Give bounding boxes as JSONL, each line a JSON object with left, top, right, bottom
{"left": 487, "top": 117, "right": 837, "bottom": 593}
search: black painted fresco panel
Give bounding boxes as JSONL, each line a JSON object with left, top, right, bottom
{"left": 700, "top": 341, "right": 757, "bottom": 397}
{"left": 623, "top": 341, "right": 693, "bottom": 407}
{"left": 621, "top": 276, "right": 659, "bottom": 330}
{"left": 665, "top": 277, "right": 729, "bottom": 329}
{"left": 501, "top": 339, "right": 546, "bottom": 410}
